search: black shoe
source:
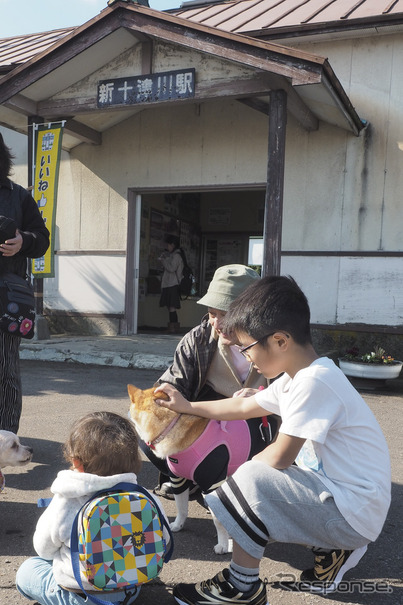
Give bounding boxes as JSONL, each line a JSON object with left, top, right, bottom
{"left": 299, "top": 545, "right": 368, "bottom": 593}
{"left": 173, "top": 568, "right": 268, "bottom": 605}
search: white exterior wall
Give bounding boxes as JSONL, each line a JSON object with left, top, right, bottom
{"left": 286, "top": 33, "right": 403, "bottom": 253}
{"left": 279, "top": 31, "right": 403, "bottom": 328}
{"left": 45, "top": 255, "right": 126, "bottom": 313}
{"left": 282, "top": 256, "right": 403, "bottom": 326}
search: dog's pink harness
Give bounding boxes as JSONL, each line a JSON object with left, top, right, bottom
{"left": 166, "top": 419, "right": 251, "bottom": 481}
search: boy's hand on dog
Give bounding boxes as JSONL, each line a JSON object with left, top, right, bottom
{"left": 154, "top": 383, "right": 191, "bottom": 414}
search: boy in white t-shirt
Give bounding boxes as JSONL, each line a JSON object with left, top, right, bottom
{"left": 155, "top": 275, "right": 391, "bottom": 605}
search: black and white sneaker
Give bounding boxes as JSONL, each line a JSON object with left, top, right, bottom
{"left": 299, "top": 545, "right": 368, "bottom": 593}
{"left": 173, "top": 568, "right": 268, "bottom": 605}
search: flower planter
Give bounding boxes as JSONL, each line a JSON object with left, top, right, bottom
{"left": 339, "top": 359, "right": 403, "bottom": 380}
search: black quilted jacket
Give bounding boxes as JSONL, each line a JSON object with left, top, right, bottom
{"left": 0, "top": 179, "right": 49, "bottom": 277}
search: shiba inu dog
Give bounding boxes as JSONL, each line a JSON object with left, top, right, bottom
{"left": 128, "top": 384, "right": 277, "bottom": 554}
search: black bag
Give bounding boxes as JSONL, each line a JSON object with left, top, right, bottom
{"left": 0, "top": 273, "right": 35, "bottom": 339}
{"left": 180, "top": 263, "right": 194, "bottom": 299}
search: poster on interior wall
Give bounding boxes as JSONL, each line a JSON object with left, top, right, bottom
{"left": 203, "top": 237, "right": 247, "bottom": 287}
{"left": 31, "top": 122, "right": 64, "bottom": 278}
{"left": 208, "top": 207, "right": 231, "bottom": 226}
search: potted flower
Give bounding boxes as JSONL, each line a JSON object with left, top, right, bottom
{"left": 339, "top": 346, "right": 403, "bottom": 381}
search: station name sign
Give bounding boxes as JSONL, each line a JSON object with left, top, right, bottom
{"left": 98, "top": 68, "right": 195, "bottom": 108}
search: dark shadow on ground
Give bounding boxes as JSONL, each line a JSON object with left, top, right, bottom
{"left": 20, "top": 360, "right": 161, "bottom": 399}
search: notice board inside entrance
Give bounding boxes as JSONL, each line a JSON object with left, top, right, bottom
{"left": 202, "top": 234, "right": 249, "bottom": 294}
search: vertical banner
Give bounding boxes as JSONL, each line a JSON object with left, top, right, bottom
{"left": 32, "top": 123, "right": 63, "bottom": 278}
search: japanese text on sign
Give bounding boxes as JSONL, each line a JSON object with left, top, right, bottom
{"left": 32, "top": 124, "right": 63, "bottom": 278}
{"left": 97, "top": 69, "right": 195, "bottom": 107}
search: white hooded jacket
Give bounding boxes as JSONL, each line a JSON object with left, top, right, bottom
{"left": 33, "top": 469, "right": 169, "bottom": 592}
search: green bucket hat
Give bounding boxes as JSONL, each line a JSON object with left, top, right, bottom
{"left": 197, "top": 264, "right": 260, "bottom": 312}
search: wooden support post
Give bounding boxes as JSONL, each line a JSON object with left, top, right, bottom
{"left": 262, "top": 89, "right": 287, "bottom": 277}
{"left": 28, "top": 115, "right": 50, "bottom": 339}
{"left": 27, "top": 116, "right": 44, "bottom": 315}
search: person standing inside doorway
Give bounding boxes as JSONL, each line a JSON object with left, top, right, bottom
{"left": 159, "top": 234, "right": 184, "bottom": 334}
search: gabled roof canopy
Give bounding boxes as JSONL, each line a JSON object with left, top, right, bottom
{"left": 0, "top": 0, "right": 364, "bottom": 149}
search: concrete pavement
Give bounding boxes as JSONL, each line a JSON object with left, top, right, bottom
{"left": 20, "top": 332, "right": 182, "bottom": 371}
{"left": 20, "top": 332, "right": 403, "bottom": 395}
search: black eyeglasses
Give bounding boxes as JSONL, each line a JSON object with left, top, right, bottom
{"left": 238, "top": 332, "right": 276, "bottom": 359}
{"left": 238, "top": 331, "right": 290, "bottom": 360}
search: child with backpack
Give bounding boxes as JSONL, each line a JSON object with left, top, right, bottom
{"left": 16, "top": 411, "right": 172, "bottom": 605}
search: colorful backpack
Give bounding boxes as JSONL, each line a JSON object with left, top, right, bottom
{"left": 70, "top": 482, "right": 174, "bottom": 605}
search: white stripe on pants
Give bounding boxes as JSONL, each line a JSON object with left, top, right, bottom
{"left": 205, "top": 460, "right": 369, "bottom": 560}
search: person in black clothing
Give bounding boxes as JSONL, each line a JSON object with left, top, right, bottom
{"left": 0, "top": 133, "right": 49, "bottom": 432}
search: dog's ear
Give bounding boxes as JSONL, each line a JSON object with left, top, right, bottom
{"left": 127, "top": 384, "right": 141, "bottom": 401}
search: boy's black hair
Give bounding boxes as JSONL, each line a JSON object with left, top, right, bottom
{"left": 223, "top": 275, "right": 312, "bottom": 345}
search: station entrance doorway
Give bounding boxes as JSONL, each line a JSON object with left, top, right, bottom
{"left": 126, "top": 187, "right": 265, "bottom": 333}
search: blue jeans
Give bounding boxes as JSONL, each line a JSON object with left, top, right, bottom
{"left": 16, "top": 557, "right": 141, "bottom": 605}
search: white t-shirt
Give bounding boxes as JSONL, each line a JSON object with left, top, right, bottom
{"left": 255, "top": 357, "right": 391, "bottom": 542}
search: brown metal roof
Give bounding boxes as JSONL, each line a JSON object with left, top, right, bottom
{"left": 172, "top": 0, "right": 403, "bottom": 36}
{"left": 0, "top": 0, "right": 402, "bottom": 71}
{"left": 0, "top": 28, "right": 73, "bottom": 71}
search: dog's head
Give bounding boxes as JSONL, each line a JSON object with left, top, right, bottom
{"left": 0, "top": 431, "right": 33, "bottom": 469}
{"left": 128, "top": 384, "right": 209, "bottom": 458}
{"left": 128, "top": 384, "right": 171, "bottom": 422}
{"left": 127, "top": 384, "right": 174, "bottom": 441}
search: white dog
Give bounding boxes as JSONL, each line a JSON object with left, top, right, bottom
{"left": 0, "top": 430, "right": 33, "bottom": 491}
